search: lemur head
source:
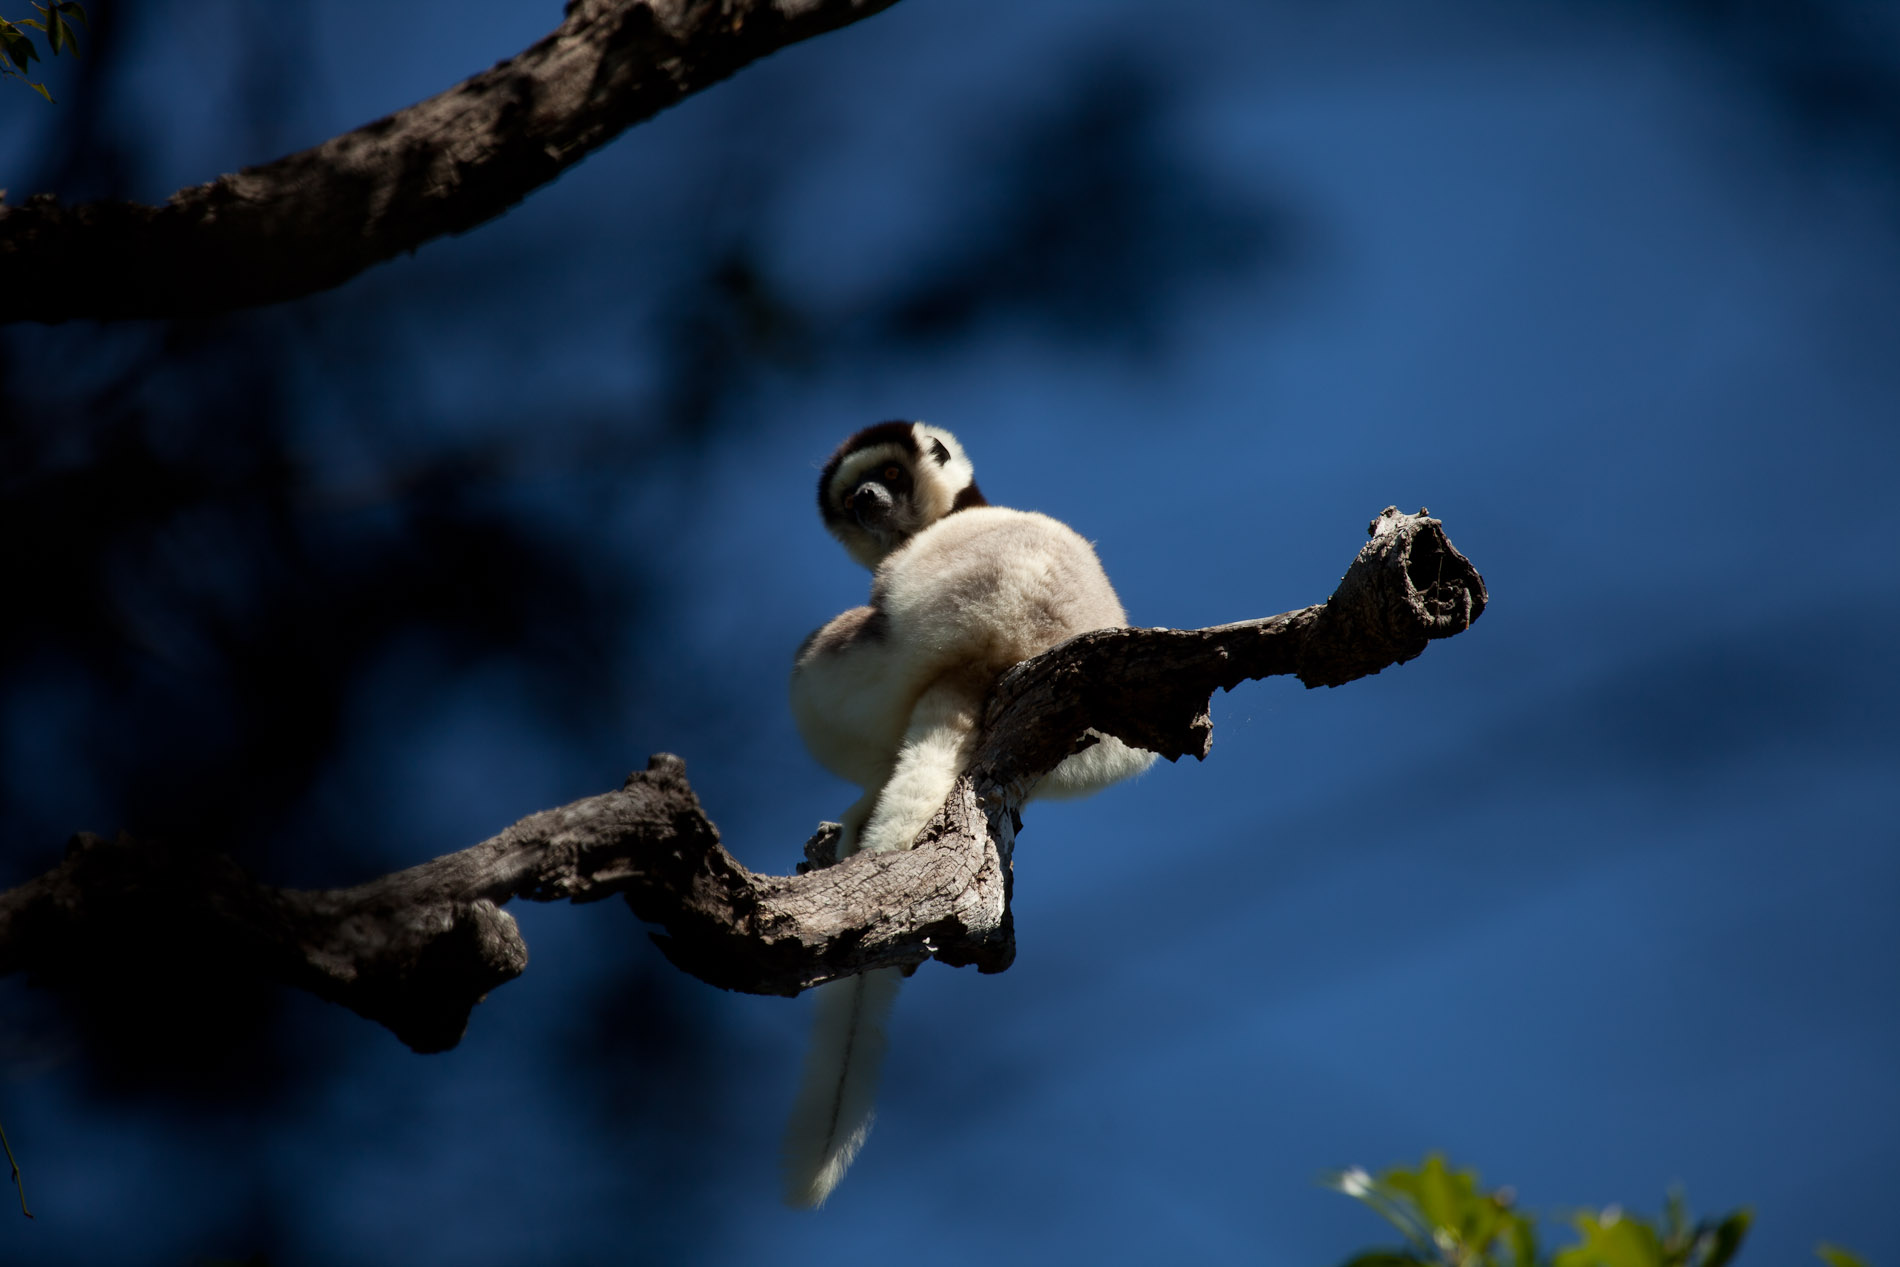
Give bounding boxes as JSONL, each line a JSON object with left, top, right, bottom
{"left": 818, "top": 421, "right": 987, "bottom": 569}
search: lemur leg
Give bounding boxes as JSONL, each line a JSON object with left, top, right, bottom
{"left": 854, "top": 672, "right": 989, "bottom": 855}
{"left": 783, "top": 672, "right": 988, "bottom": 1207}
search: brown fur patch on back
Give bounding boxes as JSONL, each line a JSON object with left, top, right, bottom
{"left": 795, "top": 605, "right": 887, "bottom": 665}
{"left": 951, "top": 482, "right": 988, "bottom": 513}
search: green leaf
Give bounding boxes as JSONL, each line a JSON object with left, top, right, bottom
{"left": 29, "top": 77, "right": 50, "bottom": 101}
{"left": 1507, "top": 1215, "right": 1540, "bottom": 1267}
{"left": 1660, "top": 1190, "right": 1691, "bottom": 1249}
{"left": 1698, "top": 1209, "right": 1752, "bottom": 1267}
{"left": 1385, "top": 1155, "right": 1478, "bottom": 1236}
{"left": 55, "top": 0, "right": 88, "bottom": 24}
{"left": 1553, "top": 1210, "right": 1666, "bottom": 1267}
{"left": 2, "top": 33, "right": 41, "bottom": 70}
{"left": 1418, "top": 1155, "right": 1467, "bottom": 1232}
{"left": 1815, "top": 1246, "right": 1869, "bottom": 1267}
{"left": 1339, "top": 1253, "right": 1432, "bottom": 1267}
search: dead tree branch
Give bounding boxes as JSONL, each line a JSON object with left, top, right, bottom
{"left": 0, "top": 508, "right": 1484, "bottom": 1052}
{"left": 0, "top": 0, "right": 902, "bottom": 324}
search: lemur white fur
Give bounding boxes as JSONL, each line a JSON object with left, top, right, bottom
{"left": 781, "top": 421, "right": 1154, "bottom": 1207}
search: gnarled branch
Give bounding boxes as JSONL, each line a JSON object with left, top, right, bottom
{"left": 0, "top": 508, "right": 1484, "bottom": 1051}
{"left": 0, "top": 0, "right": 901, "bottom": 324}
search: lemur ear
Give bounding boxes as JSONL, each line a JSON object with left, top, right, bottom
{"left": 928, "top": 438, "right": 952, "bottom": 465}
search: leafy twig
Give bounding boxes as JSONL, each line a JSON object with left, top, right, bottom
{"left": 0, "top": 1113, "right": 30, "bottom": 1219}
{"left": 0, "top": 1, "right": 86, "bottom": 101}
{"left": 1328, "top": 1155, "right": 1867, "bottom": 1267}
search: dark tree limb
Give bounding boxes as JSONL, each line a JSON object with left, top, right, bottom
{"left": 0, "top": 509, "right": 1484, "bottom": 1051}
{"left": 0, "top": 0, "right": 902, "bottom": 325}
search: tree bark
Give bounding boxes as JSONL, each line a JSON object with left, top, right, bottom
{"left": 0, "top": 0, "right": 902, "bottom": 325}
{"left": 0, "top": 508, "right": 1485, "bottom": 1052}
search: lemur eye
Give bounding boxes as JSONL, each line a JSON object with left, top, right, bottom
{"left": 882, "top": 465, "right": 902, "bottom": 483}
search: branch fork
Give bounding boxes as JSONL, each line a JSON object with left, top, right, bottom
{"left": 0, "top": 508, "right": 1485, "bottom": 1051}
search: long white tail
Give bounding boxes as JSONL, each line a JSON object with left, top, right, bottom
{"left": 782, "top": 675, "right": 985, "bottom": 1207}
{"left": 781, "top": 966, "right": 903, "bottom": 1207}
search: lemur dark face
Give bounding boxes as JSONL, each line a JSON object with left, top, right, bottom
{"left": 817, "top": 421, "right": 985, "bottom": 570}
{"left": 845, "top": 454, "right": 914, "bottom": 535}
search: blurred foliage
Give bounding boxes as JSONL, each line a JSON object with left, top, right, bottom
{"left": 0, "top": 2, "right": 1275, "bottom": 1256}
{"left": 1327, "top": 1155, "right": 1869, "bottom": 1267}
{"left": 0, "top": 1, "right": 83, "bottom": 100}
{"left": 1818, "top": 1250, "right": 1873, "bottom": 1267}
{"left": 1639, "top": 0, "right": 1900, "bottom": 153}
{"left": 0, "top": 0, "right": 1281, "bottom": 1107}
{"left": 879, "top": 54, "right": 1283, "bottom": 351}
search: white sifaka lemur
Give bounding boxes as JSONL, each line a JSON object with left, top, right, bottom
{"left": 781, "top": 421, "right": 1154, "bottom": 1207}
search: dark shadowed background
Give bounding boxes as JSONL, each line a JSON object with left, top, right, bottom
{"left": 2, "top": 1, "right": 1896, "bottom": 1263}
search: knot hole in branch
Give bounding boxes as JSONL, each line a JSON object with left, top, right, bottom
{"left": 1401, "top": 519, "right": 1487, "bottom": 635}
